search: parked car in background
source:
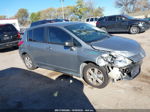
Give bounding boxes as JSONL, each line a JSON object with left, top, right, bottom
{"left": 30, "top": 19, "right": 55, "bottom": 27}
{"left": 86, "top": 17, "right": 98, "bottom": 26}
{"left": 96, "top": 15, "right": 150, "bottom": 34}
{"left": 30, "top": 19, "right": 69, "bottom": 27}
{"left": 19, "top": 22, "right": 145, "bottom": 88}
{"left": 0, "top": 24, "right": 21, "bottom": 50}
{"left": 144, "top": 17, "right": 150, "bottom": 22}
{"left": 0, "top": 19, "right": 20, "bottom": 31}
{"left": 52, "top": 19, "right": 69, "bottom": 22}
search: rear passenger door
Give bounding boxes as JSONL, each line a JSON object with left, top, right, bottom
{"left": 45, "top": 27, "right": 79, "bottom": 73}
{"left": 27, "top": 27, "right": 50, "bottom": 65}
{"left": 106, "top": 16, "right": 117, "bottom": 32}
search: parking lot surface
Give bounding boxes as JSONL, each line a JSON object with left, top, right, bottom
{"left": 0, "top": 30, "right": 150, "bottom": 110}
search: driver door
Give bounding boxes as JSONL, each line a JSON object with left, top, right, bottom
{"left": 45, "top": 27, "right": 79, "bottom": 73}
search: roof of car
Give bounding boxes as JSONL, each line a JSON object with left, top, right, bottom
{"left": 104, "top": 14, "right": 127, "bottom": 17}
{"left": 29, "top": 22, "right": 83, "bottom": 29}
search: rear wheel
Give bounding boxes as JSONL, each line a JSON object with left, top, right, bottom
{"left": 101, "top": 27, "right": 107, "bottom": 32}
{"left": 130, "top": 26, "right": 140, "bottom": 34}
{"left": 23, "top": 54, "right": 37, "bottom": 70}
{"left": 83, "top": 63, "right": 109, "bottom": 88}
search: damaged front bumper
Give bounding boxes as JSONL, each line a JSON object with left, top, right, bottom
{"left": 119, "top": 61, "right": 142, "bottom": 80}
{"left": 107, "top": 61, "right": 142, "bottom": 81}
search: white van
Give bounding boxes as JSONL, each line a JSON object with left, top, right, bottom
{"left": 85, "top": 17, "right": 98, "bottom": 26}
{"left": 0, "top": 19, "right": 20, "bottom": 31}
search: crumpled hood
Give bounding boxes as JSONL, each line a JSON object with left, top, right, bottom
{"left": 91, "top": 36, "right": 145, "bottom": 59}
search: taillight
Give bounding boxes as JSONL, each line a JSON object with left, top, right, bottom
{"left": 18, "top": 41, "right": 24, "bottom": 47}
{"left": 96, "top": 21, "right": 99, "bottom": 26}
{"left": 17, "top": 32, "right": 21, "bottom": 39}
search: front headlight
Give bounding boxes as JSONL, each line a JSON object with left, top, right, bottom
{"left": 113, "top": 54, "right": 132, "bottom": 67}
{"left": 97, "top": 53, "right": 132, "bottom": 67}
{"left": 138, "top": 22, "right": 145, "bottom": 27}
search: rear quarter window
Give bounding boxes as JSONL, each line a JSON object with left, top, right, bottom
{"left": 27, "top": 30, "right": 33, "bottom": 41}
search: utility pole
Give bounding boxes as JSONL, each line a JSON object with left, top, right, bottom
{"left": 60, "top": 0, "right": 65, "bottom": 19}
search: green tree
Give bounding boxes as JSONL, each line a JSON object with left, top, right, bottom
{"left": 15, "top": 8, "right": 29, "bottom": 25}
{"left": 93, "top": 7, "right": 103, "bottom": 17}
{"left": 30, "top": 12, "right": 41, "bottom": 22}
{"left": 63, "top": 6, "right": 75, "bottom": 19}
{"left": 0, "top": 15, "right": 6, "bottom": 19}
{"left": 73, "top": 0, "right": 88, "bottom": 20}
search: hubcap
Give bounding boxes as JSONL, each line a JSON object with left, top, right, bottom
{"left": 24, "top": 56, "right": 32, "bottom": 68}
{"left": 87, "top": 67, "right": 104, "bottom": 86}
{"left": 131, "top": 27, "right": 138, "bottom": 34}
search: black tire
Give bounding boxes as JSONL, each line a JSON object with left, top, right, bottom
{"left": 130, "top": 26, "right": 140, "bottom": 34}
{"left": 13, "top": 46, "right": 18, "bottom": 49}
{"left": 22, "top": 54, "right": 37, "bottom": 70}
{"left": 83, "top": 63, "right": 109, "bottom": 88}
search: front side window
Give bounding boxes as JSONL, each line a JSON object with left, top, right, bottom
{"left": 33, "top": 27, "right": 45, "bottom": 42}
{"left": 117, "top": 16, "right": 127, "bottom": 21}
{"left": 65, "top": 23, "right": 110, "bottom": 43}
{"left": 48, "top": 27, "right": 72, "bottom": 44}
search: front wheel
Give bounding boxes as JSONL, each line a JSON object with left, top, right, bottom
{"left": 23, "top": 54, "right": 37, "bottom": 70}
{"left": 130, "top": 26, "right": 140, "bottom": 34}
{"left": 83, "top": 63, "right": 109, "bottom": 88}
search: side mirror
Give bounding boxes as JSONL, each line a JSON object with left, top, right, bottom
{"left": 64, "top": 42, "right": 74, "bottom": 47}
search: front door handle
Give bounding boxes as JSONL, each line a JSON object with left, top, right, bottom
{"left": 47, "top": 46, "right": 52, "bottom": 50}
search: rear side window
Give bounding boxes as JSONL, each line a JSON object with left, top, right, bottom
{"left": 48, "top": 27, "right": 72, "bottom": 45}
{"left": 33, "top": 27, "right": 45, "bottom": 42}
{"left": 108, "top": 16, "right": 116, "bottom": 21}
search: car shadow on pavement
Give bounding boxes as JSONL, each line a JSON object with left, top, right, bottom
{"left": 0, "top": 47, "right": 18, "bottom": 53}
{"left": 0, "top": 68, "right": 95, "bottom": 111}
{"left": 109, "top": 32, "right": 130, "bottom": 34}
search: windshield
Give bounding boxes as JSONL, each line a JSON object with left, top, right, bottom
{"left": 124, "top": 15, "right": 135, "bottom": 19}
{"left": 65, "top": 23, "right": 110, "bottom": 43}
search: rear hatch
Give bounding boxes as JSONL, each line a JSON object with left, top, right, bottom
{"left": 0, "top": 24, "right": 19, "bottom": 44}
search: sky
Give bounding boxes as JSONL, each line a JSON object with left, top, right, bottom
{"left": 0, "top": 0, "right": 120, "bottom": 17}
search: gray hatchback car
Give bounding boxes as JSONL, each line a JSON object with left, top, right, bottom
{"left": 19, "top": 22, "right": 146, "bottom": 88}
